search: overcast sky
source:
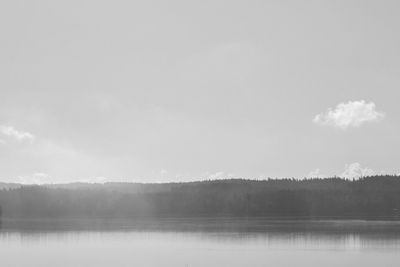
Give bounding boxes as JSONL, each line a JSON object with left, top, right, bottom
{"left": 1, "top": 0, "right": 399, "bottom": 183}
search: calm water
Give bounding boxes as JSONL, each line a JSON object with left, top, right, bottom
{"left": 1, "top": 219, "right": 400, "bottom": 267}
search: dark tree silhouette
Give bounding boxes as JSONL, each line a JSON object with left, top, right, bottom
{"left": 0, "top": 175, "right": 399, "bottom": 220}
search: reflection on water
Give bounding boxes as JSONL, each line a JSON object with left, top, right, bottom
{"left": 1, "top": 219, "right": 400, "bottom": 267}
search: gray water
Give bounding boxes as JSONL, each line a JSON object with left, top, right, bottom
{"left": 1, "top": 219, "right": 400, "bottom": 267}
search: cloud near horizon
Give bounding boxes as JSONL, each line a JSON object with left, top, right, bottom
{"left": 17, "top": 173, "right": 109, "bottom": 184}
{"left": 341, "top": 162, "right": 375, "bottom": 179}
{"left": 307, "top": 163, "right": 375, "bottom": 180}
{"left": 313, "top": 100, "right": 385, "bottom": 129}
{"left": 0, "top": 125, "right": 35, "bottom": 142}
{"left": 206, "top": 171, "right": 234, "bottom": 180}
{"left": 18, "top": 172, "right": 51, "bottom": 184}
{"left": 306, "top": 168, "right": 327, "bottom": 178}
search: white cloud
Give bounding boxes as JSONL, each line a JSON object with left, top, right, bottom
{"left": 313, "top": 100, "right": 385, "bottom": 129}
{"left": 208, "top": 171, "right": 224, "bottom": 180}
{"left": 18, "top": 172, "right": 51, "bottom": 184}
{"left": 307, "top": 163, "right": 375, "bottom": 180}
{"left": 207, "top": 171, "right": 234, "bottom": 180}
{"left": 341, "top": 162, "right": 375, "bottom": 179}
{"left": 306, "top": 168, "right": 327, "bottom": 178}
{"left": 0, "top": 125, "right": 35, "bottom": 142}
{"left": 74, "top": 176, "right": 108, "bottom": 184}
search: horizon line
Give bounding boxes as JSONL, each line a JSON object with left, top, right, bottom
{"left": 1, "top": 174, "right": 400, "bottom": 186}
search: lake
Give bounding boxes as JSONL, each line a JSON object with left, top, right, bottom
{"left": 1, "top": 218, "right": 400, "bottom": 267}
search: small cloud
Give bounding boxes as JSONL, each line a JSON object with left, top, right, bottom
{"left": 76, "top": 176, "right": 108, "bottom": 184}
{"left": 206, "top": 171, "right": 233, "bottom": 180}
{"left": 341, "top": 162, "right": 374, "bottom": 179}
{"left": 208, "top": 171, "right": 224, "bottom": 180}
{"left": 313, "top": 100, "right": 385, "bottom": 129}
{"left": 18, "top": 172, "right": 51, "bottom": 184}
{"left": 306, "top": 168, "right": 327, "bottom": 178}
{"left": 0, "top": 125, "right": 35, "bottom": 142}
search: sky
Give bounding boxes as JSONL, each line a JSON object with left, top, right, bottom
{"left": 0, "top": 0, "right": 400, "bottom": 183}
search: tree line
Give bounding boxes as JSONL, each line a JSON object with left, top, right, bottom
{"left": 0, "top": 175, "right": 400, "bottom": 219}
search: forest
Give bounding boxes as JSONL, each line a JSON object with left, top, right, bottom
{"left": 0, "top": 175, "right": 400, "bottom": 220}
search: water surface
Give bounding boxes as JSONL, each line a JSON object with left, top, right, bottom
{"left": 1, "top": 219, "right": 399, "bottom": 267}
